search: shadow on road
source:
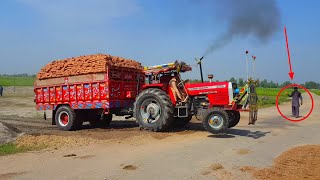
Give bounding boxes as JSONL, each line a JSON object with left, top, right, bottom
{"left": 85, "top": 120, "right": 139, "bottom": 130}
{"left": 227, "top": 129, "right": 271, "bottom": 139}
{"left": 80, "top": 121, "right": 270, "bottom": 140}
{"left": 208, "top": 134, "right": 236, "bottom": 138}
{"left": 207, "top": 129, "right": 271, "bottom": 139}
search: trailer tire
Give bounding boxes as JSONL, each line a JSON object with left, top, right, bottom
{"left": 202, "top": 107, "right": 229, "bottom": 134}
{"left": 227, "top": 111, "right": 240, "bottom": 128}
{"left": 89, "top": 114, "right": 113, "bottom": 128}
{"left": 55, "top": 105, "right": 81, "bottom": 131}
{"left": 134, "top": 88, "right": 174, "bottom": 132}
{"left": 173, "top": 116, "right": 192, "bottom": 127}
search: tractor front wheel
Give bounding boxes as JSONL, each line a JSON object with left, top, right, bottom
{"left": 202, "top": 107, "right": 229, "bottom": 134}
{"left": 134, "top": 88, "right": 174, "bottom": 132}
{"left": 227, "top": 111, "right": 240, "bottom": 128}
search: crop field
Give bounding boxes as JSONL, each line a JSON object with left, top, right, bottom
{"left": 0, "top": 76, "right": 35, "bottom": 86}
{"left": 256, "top": 87, "right": 302, "bottom": 108}
{"left": 310, "top": 89, "right": 320, "bottom": 96}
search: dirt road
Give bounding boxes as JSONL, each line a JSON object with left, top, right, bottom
{"left": 0, "top": 87, "right": 319, "bottom": 180}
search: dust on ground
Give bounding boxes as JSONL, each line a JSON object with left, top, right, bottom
{"left": 0, "top": 122, "right": 22, "bottom": 144}
{"left": 236, "top": 148, "right": 251, "bottom": 155}
{"left": 0, "top": 86, "right": 206, "bottom": 149}
{"left": 74, "top": 155, "right": 95, "bottom": 159}
{"left": 122, "top": 165, "right": 138, "bottom": 171}
{"left": 210, "top": 163, "right": 224, "bottom": 170}
{"left": 242, "top": 145, "right": 320, "bottom": 180}
{"left": 0, "top": 171, "right": 28, "bottom": 180}
{"left": 201, "top": 163, "right": 234, "bottom": 180}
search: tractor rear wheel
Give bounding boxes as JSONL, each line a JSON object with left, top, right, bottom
{"left": 227, "top": 111, "right": 240, "bottom": 128}
{"left": 173, "top": 116, "right": 192, "bottom": 127}
{"left": 134, "top": 88, "right": 174, "bottom": 132}
{"left": 55, "top": 105, "right": 82, "bottom": 131}
{"left": 202, "top": 107, "right": 229, "bottom": 134}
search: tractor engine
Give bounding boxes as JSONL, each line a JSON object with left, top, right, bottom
{"left": 185, "top": 82, "right": 235, "bottom": 106}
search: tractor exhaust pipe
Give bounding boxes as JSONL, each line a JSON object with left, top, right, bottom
{"left": 197, "top": 56, "right": 204, "bottom": 83}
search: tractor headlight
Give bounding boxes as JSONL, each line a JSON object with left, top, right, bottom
{"left": 201, "top": 102, "right": 208, "bottom": 106}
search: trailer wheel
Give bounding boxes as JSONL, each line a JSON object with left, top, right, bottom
{"left": 227, "top": 111, "right": 240, "bottom": 128}
{"left": 55, "top": 105, "right": 81, "bottom": 131}
{"left": 173, "top": 116, "right": 192, "bottom": 127}
{"left": 202, "top": 107, "right": 229, "bottom": 134}
{"left": 134, "top": 88, "right": 174, "bottom": 132}
{"left": 89, "top": 114, "right": 113, "bottom": 128}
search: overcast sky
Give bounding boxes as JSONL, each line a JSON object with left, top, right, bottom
{"left": 0, "top": 0, "right": 319, "bottom": 83}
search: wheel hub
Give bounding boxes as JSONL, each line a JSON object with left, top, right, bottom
{"left": 140, "top": 100, "right": 161, "bottom": 124}
{"left": 58, "top": 111, "right": 69, "bottom": 126}
{"left": 147, "top": 103, "right": 160, "bottom": 118}
{"left": 208, "top": 115, "right": 223, "bottom": 129}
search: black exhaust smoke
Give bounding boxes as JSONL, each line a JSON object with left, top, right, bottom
{"left": 203, "top": 0, "right": 282, "bottom": 56}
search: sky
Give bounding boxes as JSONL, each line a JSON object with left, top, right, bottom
{"left": 0, "top": 0, "right": 319, "bottom": 84}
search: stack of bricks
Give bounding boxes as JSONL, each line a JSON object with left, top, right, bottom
{"left": 37, "top": 54, "right": 143, "bottom": 80}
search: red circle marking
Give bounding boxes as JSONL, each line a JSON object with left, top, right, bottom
{"left": 276, "top": 84, "right": 314, "bottom": 122}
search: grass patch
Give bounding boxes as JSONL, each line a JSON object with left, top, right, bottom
{"left": 256, "top": 88, "right": 298, "bottom": 109}
{"left": 310, "top": 89, "right": 320, "bottom": 96}
{"left": 258, "top": 95, "right": 290, "bottom": 108}
{"left": 256, "top": 87, "right": 291, "bottom": 96}
{"left": 0, "top": 76, "right": 35, "bottom": 86}
{"left": 0, "top": 143, "right": 30, "bottom": 156}
{"left": 0, "top": 143, "right": 45, "bottom": 156}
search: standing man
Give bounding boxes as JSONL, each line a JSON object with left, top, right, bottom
{"left": 0, "top": 85, "right": 3, "bottom": 96}
{"left": 288, "top": 87, "right": 303, "bottom": 118}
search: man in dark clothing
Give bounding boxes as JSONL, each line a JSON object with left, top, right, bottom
{"left": 0, "top": 85, "right": 3, "bottom": 96}
{"left": 288, "top": 87, "right": 303, "bottom": 118}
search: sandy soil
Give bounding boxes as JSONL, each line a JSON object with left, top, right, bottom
{"left": 242, "top": 145, "right": 320, "bottom": 180}
{"left": 0, "top": 86, "right": 319, "bottom": 180}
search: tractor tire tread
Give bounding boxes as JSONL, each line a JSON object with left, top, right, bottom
{"left": 134, "top": 88, "right": 174, "bottom": 132}
{"left": 227, "top": 111, "right": 240, "bottom": 128}
{"left": 55, "top": 105, "right": 81, "bottom": 131}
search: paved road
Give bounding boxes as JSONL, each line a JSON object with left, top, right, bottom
{"left": 0, "top": 93, "right": 319, "bottom": 180}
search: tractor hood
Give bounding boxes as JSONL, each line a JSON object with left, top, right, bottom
{"left": 185, "top": 82, "right": 233, "bottom": 104}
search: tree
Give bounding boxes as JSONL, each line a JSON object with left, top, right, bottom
{"left": 281, "top": 81, "right": 291, "bottom": 87}
{"left": 238, "top": 78, "right": 244, "bottom": 87}
{"left": 229, "top": 77, "right": 237, "bottom": 83}
{"left": 304, "top": 81, "right": 319, "bottom": 89}
{"left": 260, "top": 79, "right": 268, "bottom": 88}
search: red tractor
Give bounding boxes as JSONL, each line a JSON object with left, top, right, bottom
{"left": 34, "top": 57, "right": 257, "bottom": 134}
{"left": 134, "top": 61, "right": 258, "bottom": 134}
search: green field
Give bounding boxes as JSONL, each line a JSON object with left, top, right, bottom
{"left": 0, "top": 76, "right": 35, "bottom": 86}
{"left": 0, "top": 143, "right": 46, "bottom": 156}
{"left": 310, "top": 89, "right": 320, "bottom": 96}
{"left": 256, "top": 87, "right": 303, "bottom": 108}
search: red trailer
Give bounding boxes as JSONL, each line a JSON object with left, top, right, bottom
{"left": 34, "top": 66, "right": 144, "bottom": 131}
